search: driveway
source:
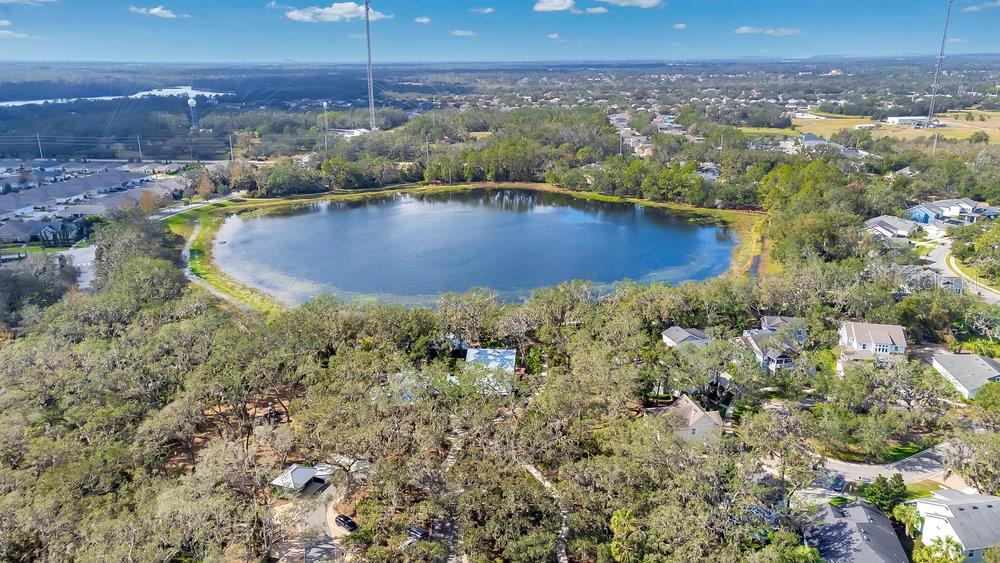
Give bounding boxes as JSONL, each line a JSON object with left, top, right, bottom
{"left": 822, "top": 443, "right": 950, "bottom": 484}
{"left": 61, "top": 245, "right": 96, "bottom": 291}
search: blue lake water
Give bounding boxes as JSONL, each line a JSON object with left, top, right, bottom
{"left": 212, "top": 189, "right": 738, "bottom": 305}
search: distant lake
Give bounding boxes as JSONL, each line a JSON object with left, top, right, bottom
{"left": 213, "top": 188, "right": 739, "bottom": 306}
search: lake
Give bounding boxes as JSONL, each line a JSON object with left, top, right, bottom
{"left": 213, "top": 188, "right": 739, "bottom": 306}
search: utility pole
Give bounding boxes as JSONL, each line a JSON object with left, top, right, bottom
{"left": 137, "top": 134, "right": 144, "bottom": 161}
{"left": 364, "top": 0, "right": 377, "bottom": 132}
{"left": 35, "top": 133, "right": 44, "bottom": 160}
{"left": 322, "top": 101, "right": 330, "bottom": 152}
{"left": 229, "top": 134, "right": 235, "bottom": 162}
{"left": 928, "top": 0, "right": 954, "bottom": 155}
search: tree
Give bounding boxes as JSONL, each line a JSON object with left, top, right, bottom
{"left": 610, "top": 509, "right": 646, "bottom": 563}
{"left": 139, "top": 190, "right": 164, "bottom": 214}
{"left": 863, "top": 473, "right": 908, "bottom": 511}
{"left": 892, "top": 503, "right": 923, "bottom": 538}
{"left": 970, "top": 131, "right": 991, "bottom": 144}
{"left": 914, "top": 536, "right": 964, "bottom": 563}
{"left": 196, "top": 169, "right": 215, "bottom": 198}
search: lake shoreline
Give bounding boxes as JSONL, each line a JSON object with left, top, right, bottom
{"left": 165, "top": 183, "right": 766, "bottom": 313}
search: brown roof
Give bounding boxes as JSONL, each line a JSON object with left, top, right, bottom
{"left": 670, "top": 394, "right": 723, "bottom": 427}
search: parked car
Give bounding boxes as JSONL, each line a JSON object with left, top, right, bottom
{"left": 335, "top": 514, "right": 358, "bottom": 533}
{"left": 406, "top": 525, "right": 430, "bottom": 540}
{"left": 830, "top": 474, "right": 846, "bottom": 492}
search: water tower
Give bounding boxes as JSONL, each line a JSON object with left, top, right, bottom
{"left": 187, "top": 96, "right": 199, "bottom": 131}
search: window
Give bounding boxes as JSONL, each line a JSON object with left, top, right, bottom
{"left": 691, "top": 428, "right": 696, "bottom": 435}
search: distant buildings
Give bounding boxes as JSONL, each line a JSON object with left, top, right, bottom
{"left": 885, "top": 116, "right": 931, "bottom": 127}
{"left": 932, "top": 354, "right": 1000, "bottom": 399}
{"left": 913, "top": 490, "right": 1000, "bottom": 561}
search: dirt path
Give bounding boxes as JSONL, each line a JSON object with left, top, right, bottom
{"left": 181, "top": 221, "right": 252, "bottom": 311}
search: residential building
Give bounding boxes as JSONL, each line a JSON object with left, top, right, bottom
{"left": 864, "top": 215, "right": 922, "bottom": 238}
{"left": 465, "top": 348, "right": 517, "bottom": 373}
{"left": 270, "top": 463, "right": 333, "bottom": 495}
{"left": 837, "top": 321, "right": 907, "bottom": 376}
{"left": 662, "top": 326, "right": 712, "bottom": 348}
{"left": 760, "top": 316, "right": 807, "bottom": 341}
{"left": 932, "top": 354, "right": 1000, "bottom": 399}
{"left": 906, "top": 198, "right": 998, "bottom": 225}
{"left": 648, "top": 394, "right": 723, "bottom": 443}
{"left": 809, "top": 501, "right": 908, "bottom": 563}
{"left": 913, "top": 490, "right": 1000, "bottom": 561}
{"left": 739, "top": 330, "right": 796, "bottom": 374}
{"left": 886, "top": 116, "right": 931, "bottom": 127}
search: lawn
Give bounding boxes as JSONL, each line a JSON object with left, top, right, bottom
{"left": 809, "top": 440, "right": 932, "bottom": 464}
{"left": 905, "top": 480, "right": 943, "bottom": 501}
{"left": 739, "top": 126, "right": 798, "bottom": 138}
{"left": 829, "top": 496, "right": 853, "bottom": 507}
{"left": 792, "top": 116, "right": 875, "bottom": 138}
{"left": 0, "top": 242, "right": 69, "bottom": 254}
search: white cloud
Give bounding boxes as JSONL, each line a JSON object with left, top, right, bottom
{"left": 948, "top": 37, "right": 964, "bottom": 43}
{"left": 470, "top": 7, "right": 494, "bottom": 14}
{"left": 0, "top": 20, "right": 10, "bottom": 26}
{"left": 129, "top": 5, "right": 189, "bottom": 19}
{"left": 534, "top": 0, "right": 574, "bottom": 11}
{"left": 0, "top": 0, "right": 55, "bottom": 4}
{"left": 582, "top": 6, "right": 608, "bottom": 13}
{"left": 961, "top": 0, "right": 1000, "bottom": 12}
{"left": 414, "top": 16, "right": 431, "bottom": 24}
{"left": 596, "top": 0, "right": 662, "bottom": 7}
{"left": 451, "top": 29, "right": 475, "bottom": 37}
{"left": 0, "top": 29, "right": 29, "bottom": 38}
{"left": 548, "top": 32, "right": 561, "bottom": 40}
{"left": 673, "top": 23, "right": 686, "bottom": 30}
{"left": 734, "top": 25, "right": 801, "bottom": 36}
{"left": 286, "top": 2, "right": 391, "bottom": 23}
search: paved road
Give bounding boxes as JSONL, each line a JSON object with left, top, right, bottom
{"left": 927, "top": 240, "right": 1000, "bottom": 304}
{"left": 60, "top": 245, "right": 96, "bottom": 291}
{"left": 822, "top": 443, "right": 950, "bottom": 484}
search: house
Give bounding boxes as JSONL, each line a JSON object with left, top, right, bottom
{"left": 760, "top": 316, "right": 807, "bottom": 342}
{"left": 38, "top": 222, "right": 80, "bottom": 247}
{"left": 837, "top": 321, "right": 907, "bottom": 376}
{"left": 270, "top": 463, "right": 332, "bottom": 495}
{"left": 906, "top": 198, "right": 993, "bottom": 225}
{"left": 809, "top": 501, "right": 908, "bottom": 563}
{"left": 648, "top": 394, "right": 723, "bottom": 443}
{"left": 913, "top": 490, "right": 1000, "bottom": 561}
{"left": 931, "top": 354, "right": 1000, "bottom": 399}
{"left": 662, "top": 326, "right": 712, "bottom": 348}
{"left": 864, "top": 215, "right": 922, "bottom": 238}
{"left": 739, "top": 330, "right": 796, "bottom": 374}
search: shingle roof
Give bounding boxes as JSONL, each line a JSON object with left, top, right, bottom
{"left": 919, "top": 491, "right": 1000, "bottom": 550}
{"left": 270, "top": 464, "right": 318, "bottom": 490}
{"left": 933, "top": 354, "right": 1000, "bottom": 395}
{"left": 761, "top": 316, "right": 805, "bottom": 331}
{"left": 814, "top": 501, "right": 908, "bottom": 563}
{"left": 842, "top": 322, "right": 907, "bottom": 347}
{"left": 668, "top": 394, "right": 723, "bottom": 428}
{"left": 662, "top": 326, "right": 710, "bottom": 345}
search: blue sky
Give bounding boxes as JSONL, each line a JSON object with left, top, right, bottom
{"left": 1, "top": 0, "right": 999, "bottom": 62}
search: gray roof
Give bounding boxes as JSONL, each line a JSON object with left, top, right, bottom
{"left": 842, "top": 321, "right": 907, "bottom": 347}
{"left": 662, "top": 326, "right": 710, "bottom": 345}
{"left": 919, "top": 490, "right": 1000, "bottom": 550}
{"left": 740, "top": 330, "right": 793, "bottom": 361}
{"left": 761, "top": 316, "right": 805, "bottom": 331}
{"left": 0, "top": 170, "right": 145, "bottom": 213}
{"left": 270, "top": 464, "right": 318, "bottom": 490}
{"left": 933, "top": 354, "right": 1000, "bottom": 394}
{"left": 813, "top": 501, "right": 908, "bottom": 563}
{"left": 864, "top": 215, "right": 920, "bottom": 233}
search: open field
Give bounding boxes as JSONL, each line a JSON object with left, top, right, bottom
{"left": 738, "top": 126, "right": 797, "bottom": 138}
{"left": 792, "top": 116, "right": 875, "bottom": 137}
{"left": 164, "top": 183, "right": 766, "bottom": 312}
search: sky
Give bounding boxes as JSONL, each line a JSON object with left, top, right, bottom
{"left": 1, "top": 0, "right": 999, "bottom": 63}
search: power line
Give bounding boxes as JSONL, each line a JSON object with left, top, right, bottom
{"left": 365, "top": 0, "right": 377, "bottom": 132}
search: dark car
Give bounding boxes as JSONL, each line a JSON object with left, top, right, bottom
{"left": 830, "top": 474, "right": 846, "bottom": 492}
{"left": 406, "top": 525, "right": 430, "bottom": 540}
{"left": 335, "top": 514, "right": 358, "bottom": 533}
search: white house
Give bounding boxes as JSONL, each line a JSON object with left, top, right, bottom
{"left": 864, "top": 215, "right": 922, "bottom": 238}
{"left": 931, "top": 354, "right": 1000, "bottom": 399}
{"left": 662, "top": 326, "right": 712, "bottom": 348}
{"left": 739, "top": 330, "right": 796, "bottom": 374}
{"left": 886, "top": 116, "right": 931, "bottom": 127}
{"left": 913, "top": 490, "right": 1000, "bottom": 561}
{"left": 837, "top": 321, "right": 907, "bottom": 376}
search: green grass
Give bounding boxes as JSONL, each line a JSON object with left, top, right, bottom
{"left": 829, "top": 496, "right": 852, "bottom": 507}
{"left": 883, "top": 443, "right": 928, "bottom": 463}
{"left": 0, "top": 242, "right": 69, "bottom": 254}
{"left": 810, "top": 440, "right": 932, "bottom": 464}
{"left": 906, "top": 480, "right": 943, "bottom": 501}
{"left": 739, "top": 126, "right": 798, "bottom": 138}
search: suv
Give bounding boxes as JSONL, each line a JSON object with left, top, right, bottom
{"left": 335, "top": 514, "right": 359, "bottom": 533}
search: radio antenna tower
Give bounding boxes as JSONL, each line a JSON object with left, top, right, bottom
{"left": 928, "top": 0, "right": 954, "bottom": 154}
{"left": 365, "top": 0, "right": 377, "bottom": 132}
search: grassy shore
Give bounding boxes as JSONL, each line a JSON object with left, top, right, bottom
{"left": 164, "top": 183, "right": 767, "bottom": 312}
